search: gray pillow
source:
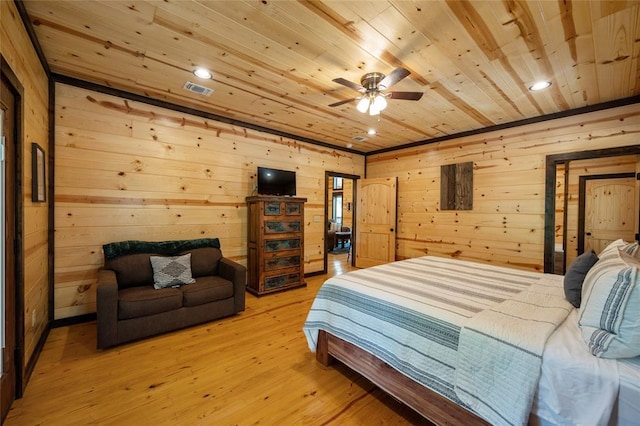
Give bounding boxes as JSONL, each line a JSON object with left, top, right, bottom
{"left": 150, "top": 253, "right": 196, "bottom": 289}
{"left": 564, "top": 249, "right": 598, "bottom": 308}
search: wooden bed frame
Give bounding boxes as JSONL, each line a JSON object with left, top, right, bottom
{"left": 316, "top": 330, "right": 489, "bottom": 426}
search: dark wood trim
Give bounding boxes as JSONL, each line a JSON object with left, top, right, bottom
{"left": 1, "top": 56, "right": 26, "bottom": 398}
{"left": 323, "top": 171, "right": 360, "bottom": 274}
{"left": 48, "top": 77, "right": 55, "bottom": 325}
{"left": 51, "top": 74, "right": 363, "bottom": 155}
{"left": 367, "top": 96, "right": 640, "bottom": 156}
{"left": 316, "top": 330, "right": 489, "bottom": 426}
{"left": 577, "top": 173, "right": 635, "bottom": 254}
{"left": 544, "top": 155, "right": 556, "bottom": 271}
{"left": 560, "top": 162, "right": 569, "bottom": 273}
{"left": 544, "top": 145, "right": 640, "bottom": 272}
{"left": 23, "top": 324, "right": 49, "bottom": 383}
{"left": 51, "top": 313, "right": 96, "bottom": 328}
{"left": 13, "top": 0, "right": 51, "bottom": 76}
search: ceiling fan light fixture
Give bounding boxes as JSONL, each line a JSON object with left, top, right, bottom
{"left": 369, "top": 94, "right": 387, "bottom": 115}
{"left": 356, "top": 97, "right": 370, "bottom": 113}
{"left": 373, "top": 94, "right": 387, "bottom": 111}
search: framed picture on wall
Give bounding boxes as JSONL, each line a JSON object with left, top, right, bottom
{"left": 32, "top": 142, "right": 46, "bottom": 202}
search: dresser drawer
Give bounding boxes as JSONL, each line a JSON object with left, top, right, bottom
{"left": 264, "top": 221, "right": 301, "bottom": 234}
{"left": 265, "top": 238, "right": 301, "bottom": 252}
{"left": 264, "top": 273, "right": 302, "bottom": 290}
{"left": 264, "top": 255, "right": 300, "bottom": 271}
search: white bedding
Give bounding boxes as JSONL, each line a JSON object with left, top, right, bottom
{"left": 533, "top": 309, "right": 640, "bottom": 426}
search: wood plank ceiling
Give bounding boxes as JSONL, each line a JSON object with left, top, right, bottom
{"left": 21, "top": 0, "right": 640, "bottom": 154}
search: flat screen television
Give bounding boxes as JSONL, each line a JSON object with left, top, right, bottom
{"left": 257, "top": 167, "right": 296, "bottom": 196}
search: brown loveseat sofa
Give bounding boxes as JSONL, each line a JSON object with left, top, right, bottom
{"left": 97, "top": 238, "right": 246, "bottom": 349}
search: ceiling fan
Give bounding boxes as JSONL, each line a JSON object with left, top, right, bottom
{"left": 328, "top": 67, "right": 423, "bottom": 115}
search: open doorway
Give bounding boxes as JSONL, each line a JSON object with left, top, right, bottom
{"left": 544, "top": 146, "right": 640, "bottom": 273}
{"left": 324, "top": 171, "right": 359, "bottom": 274}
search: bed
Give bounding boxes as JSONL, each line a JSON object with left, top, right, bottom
{"left": 302, "top": 252, "right": 640, "bottom": 426}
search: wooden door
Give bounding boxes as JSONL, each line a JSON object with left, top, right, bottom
{"left": 355, "top": 177, "right": 397, "bottom": 268}
{"left": 1, "top": 74, "right": 17, "bottom": 422}
{"left": 585, "top": 177, "right": 636, "bottom": 253}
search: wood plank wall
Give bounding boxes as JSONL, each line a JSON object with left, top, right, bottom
{"left": 366, "top": 103, "right": 640, "bottom": 271}
{"left": 53, "top": 83, "right": 365, "bottom": 320}
{"left": 0, "top": 0, "right": 50, "bottom": 373}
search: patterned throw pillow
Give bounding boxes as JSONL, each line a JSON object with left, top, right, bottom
{"left": 150, "top": 253, "right": 196, "bottom": 289}
{"left": 578, "top": 248, "right": 640, "bottom": 358}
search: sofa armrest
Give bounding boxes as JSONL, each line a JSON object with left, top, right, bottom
{"left": 219, "top": 258, "right": 247, "bottom": 312}
{"left": 96, "top": 269, "right": 119, "bottom": 349}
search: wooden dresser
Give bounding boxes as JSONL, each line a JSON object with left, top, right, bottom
{"left": 246, "top": 195, "right": 307, "bottom": 296}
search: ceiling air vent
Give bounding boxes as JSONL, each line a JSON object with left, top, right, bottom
{"left": 183, "top": 81, "right": 214, "bottom": 96}
{"left": 352, "top": 135, "right": 368, "bottom": 142}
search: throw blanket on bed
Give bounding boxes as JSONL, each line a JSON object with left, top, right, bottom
{"left": 303, "top": 256, "right": 557, "bottom": 410}
{"left": 454, "top": 274, "right": 572, "bottom": 426}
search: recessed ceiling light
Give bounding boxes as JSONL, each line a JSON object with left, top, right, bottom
{"left": 367, "top": 129, "right": 377, "bottom": 136}
{"left": 193, "top": 68, "right": 213, "bottom": 79}
{"left": 529, "top": 80, "right": 551, "bottom": 91}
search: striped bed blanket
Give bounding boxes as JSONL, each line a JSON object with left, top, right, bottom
{"left": 302, "top": 256, "right": 572, "bottom": 425}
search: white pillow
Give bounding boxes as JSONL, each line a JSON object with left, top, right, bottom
{"left": 578, "top": 248, "right": 640, "bottom": 358}
{"left": 150, "top": 253, "right": 196, "bottom": 289}
{"left": 598, "top": 239, "right": 639, "bottom": 260}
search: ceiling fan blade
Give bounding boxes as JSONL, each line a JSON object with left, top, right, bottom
{"left": 379, "top": 67, "right": 411, "bottom": 89}
{"left": 332, "top": 77, "right": 365, "bottom": 92}
{"left": 389, "top": 91, "right": 423, "bottom": 100}
{"left": 328, "top": 98, "right": 358, "bottom": 107}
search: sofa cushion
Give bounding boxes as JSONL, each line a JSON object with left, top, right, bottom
{"left": 118, "top": 286, "right": 182, "bottom": 320}
{"left": 105, "top": 253, "right": 154, "bottom": 289}
{"left": 183, "top": 247, "right": 222, "bottom": 277}
{"left": 181, "top": 275, "right": 234, "bottom": 307}
{"left": 150, "top": 253, "right": 196, "bottom": 289}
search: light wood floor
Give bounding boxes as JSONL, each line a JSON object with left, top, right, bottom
{"left": 6, "top": 253, "right": 429, "bottom": 425}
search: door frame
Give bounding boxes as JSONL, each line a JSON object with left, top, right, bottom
{"left": 577, "top": 172, "right": 635, "bottom": 255}
{"left": 323, "top": 171, "right": 359, "bottom": 274}
{"left": 1, "top": 56, "right": 25, "bottom": 403}
{"left": 544, "top": 145, "right": 640, "bottom": 272}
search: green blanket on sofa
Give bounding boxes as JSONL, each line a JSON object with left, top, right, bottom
{"left": 103, "top": 238, "right": 221, "bottom": 260}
